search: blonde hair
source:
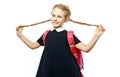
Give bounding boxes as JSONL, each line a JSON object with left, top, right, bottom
{"left": 25, "top": 4, "right": 97, "bottom": 27}
{"left": 52, "top": 4, "right": 71, "bottom": 18}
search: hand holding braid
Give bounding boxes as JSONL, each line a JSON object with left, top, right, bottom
{"left": 16, "top": 19, "right": 51, "bottom": 33}
{"left": 17, "top": 18, "right": 101, "bottom": 29}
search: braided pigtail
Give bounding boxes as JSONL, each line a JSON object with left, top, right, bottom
{"left": 23, "top": 19, "right": 51, "bottom": 27}
{"left": 70, "top": 19, "right": 98, "bottom": 27}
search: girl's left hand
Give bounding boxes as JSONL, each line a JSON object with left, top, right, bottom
{"left": 95, "top": 24, "right": 105, "bottom": 36}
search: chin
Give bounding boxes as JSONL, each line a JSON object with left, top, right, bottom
{"left": 53, "top": 25, "right": 61, "bottom": 28}
{"left": 53, "top": 24, "right": 59, "bottom": 28}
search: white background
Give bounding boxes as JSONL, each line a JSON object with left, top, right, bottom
{"left": 0, "top": 0, "right": 120, "bottom": 77}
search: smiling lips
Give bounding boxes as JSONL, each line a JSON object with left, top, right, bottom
{"left": 53, "top": 21, "right": 59, "bottom": 25}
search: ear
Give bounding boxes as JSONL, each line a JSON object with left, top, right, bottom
{"left": 65, "top": 16, "right": 70, "bottom": 22}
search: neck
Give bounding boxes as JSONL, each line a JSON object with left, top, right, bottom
{"left": 52, "top": 26, "right": 65, "bottom": 32}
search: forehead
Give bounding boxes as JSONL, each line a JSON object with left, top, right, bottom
{"left": 51, "top": 8, "right": 65, "bottom": 16}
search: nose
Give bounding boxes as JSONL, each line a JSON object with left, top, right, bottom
{"left": 53, "top": 17, "right": 57, "bottom": 21}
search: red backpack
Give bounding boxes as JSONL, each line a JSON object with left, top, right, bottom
{"left": 42, "top": 30, "right": 84, "bottom": 77}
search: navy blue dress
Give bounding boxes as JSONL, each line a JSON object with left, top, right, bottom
{"left": 36, "top": 29, "right": 82, "bottom": 77}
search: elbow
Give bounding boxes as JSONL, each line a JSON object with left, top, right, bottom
{"left": 82, "top": 49, "right": 90, "bottom": 53}
{"left": 82, "top": 47, "right": 92, "bottom": 53}
{"left": 83, "top": 50, "right": 91, "bottom": 53}
{"left": 28, "top": 43, "right": 40, "bottom": 50}
{"left": 27, "top": 46, "right": 36, "bottom": 50}
{"left": 30, "top": 47, "right": 36, "bottom": 50}
{"left": 29, "top": 46, "right": 39, "bottom": 50}
{"left": 83, "top": 44, "right": 94, "bottom": 53}
{"left": 76, "top": 43, "right": 92, "bottom": 53}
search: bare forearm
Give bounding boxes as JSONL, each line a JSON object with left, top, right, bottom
{"left": 76, "top": 25, "right": 105, "bottom": 53}
{"left": 16, "top": 32, "right": 39, "bottom": 49}
{"left": 85, "top": 33, "right": 101, "bottom": 52}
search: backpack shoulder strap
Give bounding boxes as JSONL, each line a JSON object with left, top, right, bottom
{"left": 42, "top": 30, "right": 50, "bottom": 46}
{"left": 67, "top": 31, "right": 84, "bottom": 69}
{"left": 67, "top": 31, "right": 84, "bottom": 77}
{"left": 67, "top": 31, "right": 78, "bottom": 58}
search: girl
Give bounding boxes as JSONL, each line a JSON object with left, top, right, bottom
{"left": 16, "top": 4, "right": 105, "bottom": 77}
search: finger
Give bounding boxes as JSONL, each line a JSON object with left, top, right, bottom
{"left": 19, "top": 27, "right": 24, "bottom": 32}
{"left": 99, "top": 25, "right": 105, "bottom": 31}
{"left": 16, "top": 25, "right": 24, "bottom": 31}
{"left": 16, "top": 26, "right": 21, "bottom": 31}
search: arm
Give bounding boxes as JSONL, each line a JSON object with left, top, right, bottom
{"left": 16, "top": 26, "right": 40, "bottom": 49}
{"left": 75, "top": 25, "right": 105, "bottom": 53}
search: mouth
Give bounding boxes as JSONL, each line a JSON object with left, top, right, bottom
{"left": 52, "top": 21, "right": 59, "bottom": 25}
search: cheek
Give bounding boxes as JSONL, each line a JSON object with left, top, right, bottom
{"left": 62, "top": 19, "right": 66, "bottom": 23}
{"left": 59, "top": 18, "right": 66, "bottom": 22}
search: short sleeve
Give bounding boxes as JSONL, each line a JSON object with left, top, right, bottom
{"left": 37, "top": 35, "right": 44, "bottom": 46}
{"left": 73, "top": 34, "right": 81, "bottom": 45}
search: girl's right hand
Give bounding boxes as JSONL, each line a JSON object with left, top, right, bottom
{"left": 16, "top": 25, "right": 25, "bottom": 33}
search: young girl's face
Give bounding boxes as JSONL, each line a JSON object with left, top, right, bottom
{"left": 51, "top": 7, "right": 67, "bottom": 28}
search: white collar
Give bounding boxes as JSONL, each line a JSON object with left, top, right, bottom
{"left": 51, "top": 27, "right": 65, "bottom": 32}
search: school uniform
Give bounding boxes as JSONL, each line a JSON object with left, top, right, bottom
{"left": 36, "top": 27, "right": 82, "bottom": 77}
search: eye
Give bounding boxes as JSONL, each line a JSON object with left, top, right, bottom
{"left": 51, "top": 14, "right": 55, "bottom": 17}
{"left": 58, "top": 15, "right": 62, "bottom": 18}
